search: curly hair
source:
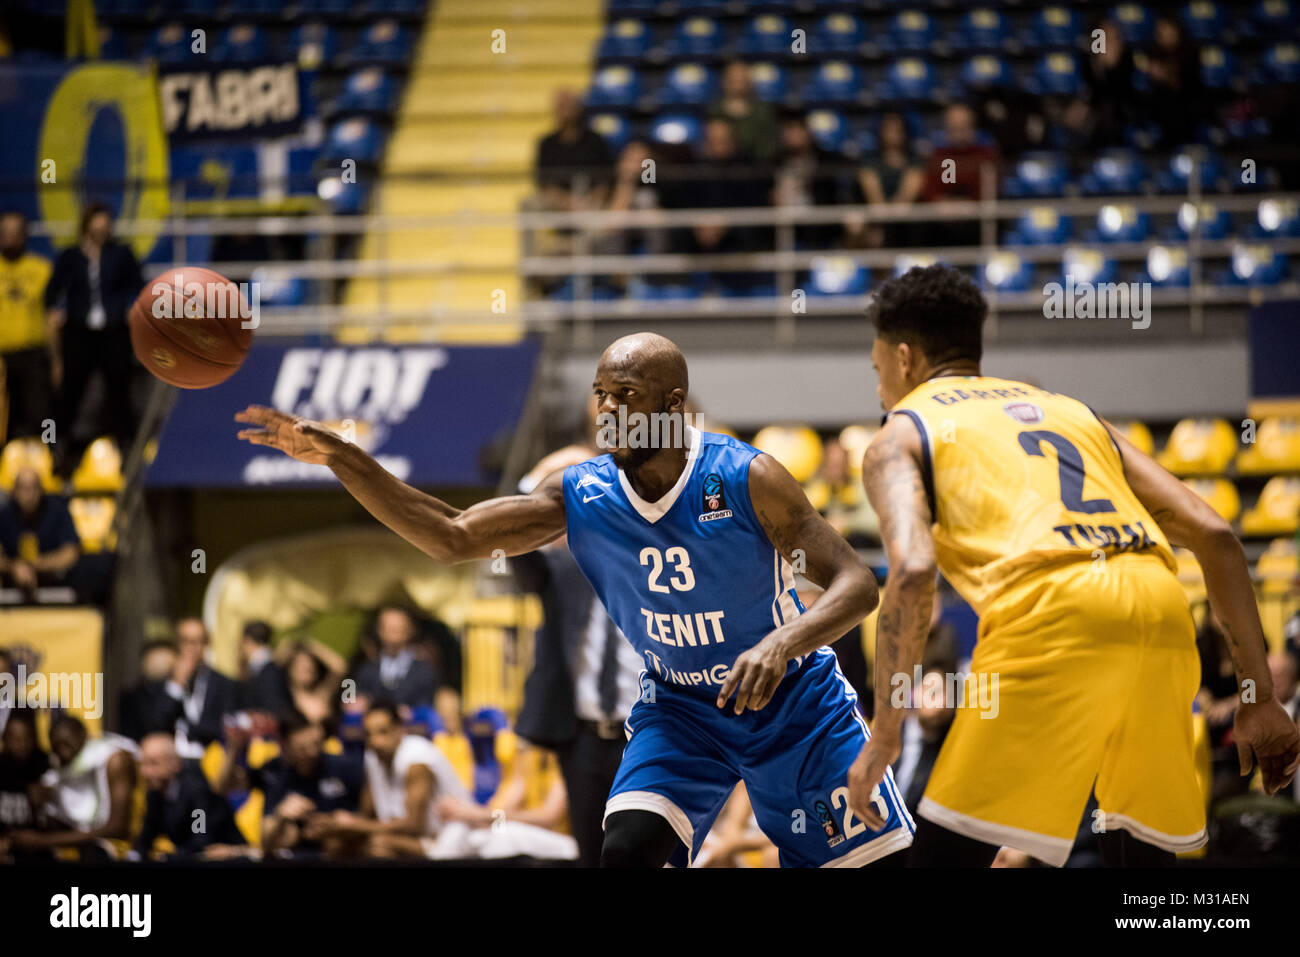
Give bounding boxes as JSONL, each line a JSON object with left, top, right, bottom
{"left": 865, "top": 264, "right": 987, "bottom": 367}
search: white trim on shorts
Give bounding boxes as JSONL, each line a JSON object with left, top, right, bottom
{"left": 604, "top": 790, "right": 696, "bottom": 862}
{"left": 1099, "top": 811, "right": 1208, "bottom": 856}
{"left": 918, "top": 796, "right": 1076, "bottom": 867}
{"left": 820, "top": 824, "right": 914, "bottom": 867}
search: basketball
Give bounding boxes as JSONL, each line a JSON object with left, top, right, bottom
{"left": 128, "top": 266, "right": 254, "bottom": 389}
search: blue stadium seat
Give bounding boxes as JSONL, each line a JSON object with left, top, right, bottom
{"left": 176, "top": 0, "right": 220, "bottom": 18}
{"left": 251, "top": 274, "right": 309, "bottom": 306}
{"left": 300, "top": 0, "right": 356, "bottom": 19}
{"left": 656, "top": 63, "right": 716, "bottom": 107}
{"left": 1219, "top": 244, "right": 1288, "bottom": 286}
{"left": 878, "top": 57, "right": 937, "bottom": 102}
{"left": 1156, "top": 147, "right": 1225, "bottom": 193}
{"left": 322, "top": 118, "right": 384, "bottom": 165}
{"left": 737, "top": 15, "right": 792, "bottom": 56}
{"left": 814, "top": 13, "right": 865, "bottom": 54}
{"left": 344, "top": 19, "right": 412, "bottom": 67}
{"left": 98, "top": 25, "right": 131, "bottom": 59}
{"left": 893, "top": 254, "right": 942, "bottom": 277}
{"left": 1024, "top": 6, "right": 1082, "bottom": 49}
{"left": 960, "top": 54, "right": 1014, "bottom": 91}
{"left": 333, "top": 68, "right": 397, "bottom": 115}
{"left": 1252, "top": 199, "right": 1300, "bottom": 238}
{"left": 1002, "top": 152, "right": 1069, "bottom": 198}
{"left": 212, "top": 23, "right": 270, "bottom": 65}
{"left": 99, "top": 0, "right": 154, "bottom": 17}
{"left": 808, "top": 257, "right": 870, "bottom": 297}
{"left": 883, "top": 10, "right": 935, "bottom": 53}
{"left": 1139, "top": 246, "right": 1191, "bottom": 287}
{"left": 749, "top": 62, "right": 789, "bottom": 103}
{"left": 649, "top": 113, "right": 703, "bottom": 146}
{"left": 666, "top": 17, "right": 726, "bottom": 59}
{"left": 1261, "top": 42, "right": 1300, "bottom": 84}
{"left": 1090, "top": 203, "right": 1151, "bottom": 242}
{"left": 1248, "top": 0, "right": 1297, "bottom": 37}
{"left": 148, "top": 23, "right": 196, "bottom": 65}
{"left": 1061, "top": 246, "right": 1119, "bottom": 286}
{"left": 676, "top": 0, "right": 727, "bottom": 11}
{"left": 1080, "top": 150, "right": 1148, "bottom": 194}
{"left": 1005, "top": 207, "right": 1073, "bottom": 245}
{"left": 589, "top": 113, "right": 632, "bottom": 152}
{"left": 1168, "top": 201, "right": 1233, "bottom": 240}
{"left": 951, "top": 8, "right": 1010, "bottom": 52}
{"left": 226, "top": 0, "right": 284, "bottom": 18}
{"left": 607, "top": 0, "right": 657, "bottom": 12}
{"left": 1181, "top": 1, "right": 1226, "bottom": 41}
{"left": 290, "top": 22, "right": 338, "bottom": 70}
{"left": 598, "top": 19, "right": 653, "bottom": 60}
{"left": 362, "top": 0, "right": 429, "bottom": 14}
{"left": 587, "top": 65, "right": 642, "bottom": 108}
{"left": 1199, "top": 46, "right": 1237, "bottom": 89}
{"left": 804, "top": 60, "right": 862, "bottom": 105}
{"left": 806, "top": 109, "right": 850, "bottom": 153}
{"left": 982, "top": 252, "right": 1035, "bottom": 292}
{"left": 1111, "top": 3, "right": 1156, "bottom": 45}
{"left": 1026, "top": 52, "right": 1083, "bottom": 97}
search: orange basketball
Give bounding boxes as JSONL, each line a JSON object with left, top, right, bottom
{"left": 129, "top": 267, "right": 254, "bottom": 389}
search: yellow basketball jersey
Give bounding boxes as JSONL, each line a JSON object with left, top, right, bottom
{"left": 888, "top": 375, "right": 1175, "bottom": 616}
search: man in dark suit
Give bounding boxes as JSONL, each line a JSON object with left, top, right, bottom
{"left": 141, "top": 617, "right": 238, "bottom": 758}
{"left": 237, "top": 619, "right": 290, "bottom": 717}
{"left": 135, "top": 732, "right": 245, "bottom": 858}
{"left": 351, "top": 605, "right": 438, "bottom": 711}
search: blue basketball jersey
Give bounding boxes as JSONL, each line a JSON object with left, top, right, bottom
{"left": 562, "top": 427, "right": 807, "bottom": 702}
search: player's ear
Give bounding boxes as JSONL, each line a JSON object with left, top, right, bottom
{"left": 666, "top": 388, "right": 687, "bottom": 413}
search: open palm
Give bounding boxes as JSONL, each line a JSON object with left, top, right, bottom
{"left": 235, "top": 405, "right": 342, "bottom": 466}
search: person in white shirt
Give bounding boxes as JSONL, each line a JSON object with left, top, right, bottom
{"left": 309, "top": 701, "right": 575, "bottom": 861}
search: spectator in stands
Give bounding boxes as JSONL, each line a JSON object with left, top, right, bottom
{"left": 693, "top": 782, "right": 778, "bottom": 867}
{"left": 859, "top": 113, "right": 925, "bottom": 249}
{"left": 921, "top": 103, "right": 999, "bottom": 246}
{"left": 0, "top": 711, "right": 47, "bottom": 844}
{"left": 4, "top": 714, "right": 136, "bottom": 861}
{"left": 134, "top": 731, "right": 246, "bottom": 859}
{"left": 535, "top": 88, "right": 613, "bottom": 213}
{"left": 237, "top": 619, "right": 290, "bottom": 717}
{"left": 687, "top": 119, "right": 772, "bottom": 290}
{"left": 306, "top": 699, "right": 470, "bottom": 859}
{"left": 1065, "top": 17, "right": 1137, "bottom": 149}
{"left": 119, "top": 639, "right": 178, "bottom": 741}
{"left": 1143, "top": 18, "right": 1203, "bottom": 147}
{"left": 804, "top": 437, "right": 879, "bottom": 546}
{"left": 0, "top": 467, "right": 80, "bottom": 595}
{"left": 0, "top": 210, "right": 54, "bottom": 442}
{"left": 141, "top": 617, "right": 239, "bottom": 757}
{"left": 352, "top": 605, "right": 438, "bottom": 713}
{"left": 1196, "top": 609, "right": 1249, "bottom": 803}
{"left": 278, "top": 637, "right": 347, "bottom": 732}
{"left": 259, "top": 709, "right": 364, "bottom": 856}
{"left": 709, "top": 61, "right": 778, "bottom": 165}
{"left": 773, "top": 114, "right": 865, "bottom": 249}
{"left": 44, "top": 202, "right": 142, "bottom": 478}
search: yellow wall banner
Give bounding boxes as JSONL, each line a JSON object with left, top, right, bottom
{"left": 0, "top": 606, "right": 105, "bottom": 737}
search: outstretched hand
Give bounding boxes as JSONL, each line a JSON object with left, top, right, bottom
{"left": 235, "top": 405, "right": 344, "bottom": 466}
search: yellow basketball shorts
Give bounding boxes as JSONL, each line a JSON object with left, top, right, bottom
{"left": 919, "top": 554, "right": 1207, "bottom": 866}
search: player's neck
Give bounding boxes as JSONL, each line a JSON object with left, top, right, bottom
{"left": 623, "top": 445, "right": 689, "bottom": 503}
{"left": 922, "top": 361, "right": 981, "bottom": 383}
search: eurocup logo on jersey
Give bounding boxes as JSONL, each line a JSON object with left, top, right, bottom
{"left": 1003, "top": 402, "right": 1045, "bottom": 425}
{"left": 814, "top": 800, "right": 844, "bottom": 847}
{"left": 697, "top": 472, "right": 733, "bottom": 523}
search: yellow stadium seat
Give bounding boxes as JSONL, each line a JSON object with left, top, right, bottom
{"left": 235, "top": 789, "right": 265, "bottom": 847}
{"left": 1173, "top": 547, "right": 1206, "bottom": 603}
{"left": 1182, "top": 478, "right": 1240, "bottom": 523}
{"left": 838, "top": 424, "right": 878, "bottom": 476}
{"left": 1240, "top": 476, "right": 1300, "bottom": 537}
{"left": 1112, "top": 420, "right": 1154, "bottom": 457}
{"left": 0, "top": 437, "right": 60, "bottom": 492}
{"left": 1156, "top": 418, "right": 1236, "bottom": 476}
{"left": 803, "top": 478, "right": 832, "bottom": 512}
{"left": 68, "top": 496, "right": 117, "bottom": 553}
{"left": 750, "top": 425, "right": 824, "bottom": 483}
{"left": 1237, "top": 417, "right": 1300, "bottom": 475}
{"left": 1257, "top": 537, "right": 1298, "bottom": 595}
{"left": 71, "top": 436, "right": 123, "bottom": 493}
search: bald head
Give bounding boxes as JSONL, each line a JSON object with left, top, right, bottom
{"left": 593, "top": 334, "right": 690, "bottom": 468}
{"left": 598, "top": 333, "right": 688, "bottom": 395}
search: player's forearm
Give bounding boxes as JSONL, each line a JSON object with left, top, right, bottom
{"left": 773, "top": 565, "right": 878, "bottom": 660}
{"left": 34, "top": 545, "right": 79, "bottom": 574}
{"left": 327, "top": 443, "right": 467, "bottom": 562}
{"left": 1193, "top": 528, "right": 1274, "bottom": 700}
{"left": 870, "top": 570, "right": 935, "bottom": 740}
